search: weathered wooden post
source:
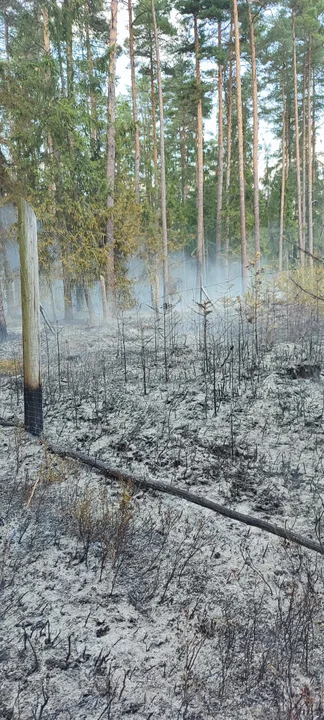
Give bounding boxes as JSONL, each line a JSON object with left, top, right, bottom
{"left": 18, "top": 198, "right": 43, "bottom": 436}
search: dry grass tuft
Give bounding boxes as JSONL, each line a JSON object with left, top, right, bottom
{"left": 0, "top": 359, "right": 23, "bottom": 376}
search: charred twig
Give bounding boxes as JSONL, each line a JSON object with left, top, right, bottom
{"left": 33, "top": 683, "right": 49, "bottom": 720}
{"left": 23, "top": 629, "right": 39, "bottom": 674}
{"left": 64, "top": 633, "right": 72, "bottom": 668}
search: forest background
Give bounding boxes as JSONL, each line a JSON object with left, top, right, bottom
{"left": 1, "top": 0, "right": 324, "bottom": 326}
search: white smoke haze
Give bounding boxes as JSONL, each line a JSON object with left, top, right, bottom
{"left": 2, "top": 245, "right": 249, "bottom": 326}
{"left": 0, "top": 200, "right": 250, "bottom": 326}
{"left": 130, "top": 251, "right": 245, "bottom": 312}
{"left": 1, "top": 202, "right": 276, "bottom": 329}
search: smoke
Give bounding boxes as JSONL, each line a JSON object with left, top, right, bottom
{"left": 2, "top": 243, "right": 251, "bottom": 326}
{"left": 130, "top": 251, "right": 245, "bottom": 313}
{"left": 1, "top": 197, "right": 254, "bottom": 325}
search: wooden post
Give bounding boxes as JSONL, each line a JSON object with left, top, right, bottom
{"left": 18, "top": 198, "right": 43, "bottom": 436}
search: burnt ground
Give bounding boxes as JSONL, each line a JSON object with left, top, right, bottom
{"left": 1, "top": 298, "right": 324, "bottom": 719}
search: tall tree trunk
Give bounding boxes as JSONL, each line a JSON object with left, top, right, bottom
{"left": 151, "top": 0, "right": 169, "bottom": 302}
{"left": 301, "top": 56, "right": 307, "bottom": 254}
{"left": 149, "top": 42, "right": 159, "bottom": 204}
{"left": 128, "top": 0, "right": 140, "bottom": 201}
{"left": 312, "top": 70, "right": 316, "bottom": 185}
{"left": 292, "top": 9, "right": 303, "bottom": 264}
{"left": 307, "top": 38, "right": 313, "bottom": 264}
{"left": 63, "top": 271, "right": 73, "bottom": 322}
{"left": 57, "top": 38, "right": 67, "bottom": 97}
{"left": 233, "top": 0, "right": 247, "bottom": 286}
{"left": 42, "top": 4, "right": 55, "bottom": 194}
{"left": 225, "top": 17, "right": 233, "bottom": 264}
{"left": 216, "top": 21, "right": 224, "bottom": 264}
{"left": 180, "top": 125, "right": 188, "bottom": 204}
{"left": 106, "top": 0, "right": 118, "bottom": 298}
{"left": 247, "top": 0, "right": 260, "bottom": 260}
{"left": 85, "top": 0, "right": 97, "bottom": 150}
{"left": 194, "top": 12, "right": 204, "bottom": 290}
{"left": 43, "top": 6, "right": 50, "bottom": 59}
{"left": 64, "top": 0, "right": 74, "bottom": 99}
{"left": 0, "top": 252, "right": 8, "bottom": 341}
{"left": 4, "top": 12, "right": 14, "bottom": 165}
{"left": 62, "top": 0, "right": 75, "bottom": 160}
{"left": 279, "top": 75, "right": 286, "bottom": 272}
{"left": 286, "top": 104, "right": 290, "bottom": 178}
{"left": 84, "top": 284, "right": 95, "bottom": 324}
{"left": 141, "top": 109, "right": 151, "bottom": 202}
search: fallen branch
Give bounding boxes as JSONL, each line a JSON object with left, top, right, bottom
{"left": 1, "top": 416, "right": 323, "bottom": 558}
{"left": 46, "top": 442, "right": 324, "bottom": 558}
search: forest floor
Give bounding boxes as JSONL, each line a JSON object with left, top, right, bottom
{"left": 1, "top": 298, "right": 324, "bottom": 719}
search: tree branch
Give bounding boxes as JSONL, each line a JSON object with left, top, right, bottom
{"left": 45, "top": 442, "right": 324, "bottom": 558}
{"left": 1, "top": 417, "right": 322, "bottom": 557}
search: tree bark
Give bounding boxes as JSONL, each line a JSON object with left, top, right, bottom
{"left": 46, "top": 441, "right": 324, "bottom": 558}
{"left": 106, "top": 0, "right": 118, "bottom": 298}
{"left": 286, "top": 102, "right": 290, "bottom": 179}
{"left": 216, "top": 21, "right": 224, "bottom": 264}
{"left": 64, "top": 0, "right": 74, "bottom": 99}
{"left": 43, "top": 4, "right": 50, "bottom": 55}
{"left": 180, "top": 125, "right": 188, "bottom": 204}
{"left": 85, "top": 0, "right": 97, "bottom": 150}
{"left": 312, "top": 70, "right": 316, "bottom": 186}
{"left": 233, "top": 0, "right": 247, "bottom": 287}
{"left": 301, "top": 57, "right": 307, "bottom": 255}
{"left": 84, "top": 284, "right": 95, "bottom": 324}
{"left": 63, "top": 271, "right": 73, "bottom": 321}
{"left": 194, "top": 12, "right": 204, "bottom": 291}
{"left": 42, "top": 4, "right": 55, "bottom": 194}
{"left": 247, "top": 0, "right": 260, "bottom": 260}
{"left": 307, "top": 39, "right": 313, "bottom": 264}
{"left": 0, "top": 277, "right": 7, "bottom": 341}
{"left": 4, "top": 12, "right": 15, "bottom": 167}
{"left": 225, "top": 18, "right": 233, "bottom": 265}
{"left": 140, "top": 108, "right": 151, "bottom": 202}
{"left": 149, "top": 43, "right": 159, "bottom": 203}
{"left": 57, "top": 38, "right": 67, "bottom": 97}
{"left": 151, "top": 0, "right": 169, "bottom": 302}
{"left": 100, "top": 275, "right": 108, "bottom": 321}
{"left": 292, "top": 9, "right": 303, "bottom": 264}
{"left": 279, "top": 75, "right": 286, "bottom": 272}
{"left": 128, "top": 0, "right": 140, "bottom": 201}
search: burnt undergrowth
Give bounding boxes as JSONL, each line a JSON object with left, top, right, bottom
{"left": 1, "top": 295, "right": 324, "bottom": 718}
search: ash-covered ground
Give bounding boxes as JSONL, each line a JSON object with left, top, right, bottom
{"left": 1, "top": 297, "right": 324, "bottom": 719}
